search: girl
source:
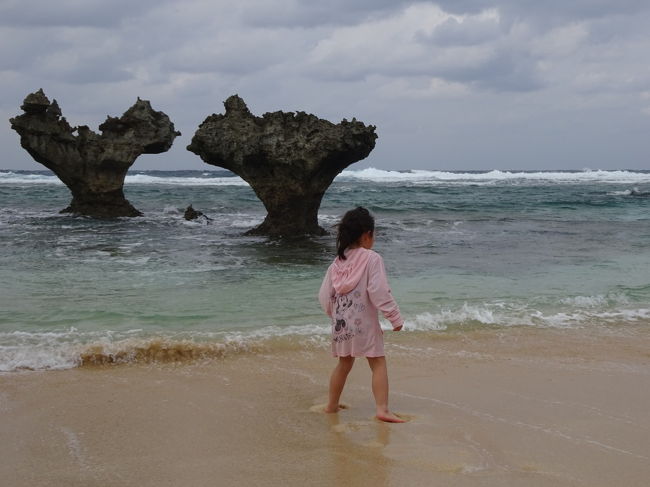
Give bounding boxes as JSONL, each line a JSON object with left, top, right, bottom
{"left": 319, "top": 207, "right": 405, "bottom": 423}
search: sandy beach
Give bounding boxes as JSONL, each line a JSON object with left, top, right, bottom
{"left": 2, "top": 326, "right": 649, "bottom": 487}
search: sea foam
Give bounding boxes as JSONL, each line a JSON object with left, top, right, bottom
{"left": 0, "top": 325, "right": 331, "bottom": 372}
{"left": 339, "top": 168, "right": 650, "bottom": 184}
{"left": 5, "top": 301, "right": 648, "bottom": 372}
{"left": 3, "top": 169, "right": 650, "bottom": 187}
{"left": 0, "top": 171, "right": 248, "bottom": 186}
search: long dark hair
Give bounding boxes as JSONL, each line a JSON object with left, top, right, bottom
{"left": 336, "top": 207, "right": 375, "bottom": 260}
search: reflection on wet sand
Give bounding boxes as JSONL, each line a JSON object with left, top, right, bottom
{"left": 326, "top": 412, "right": 391, "bottom": 487}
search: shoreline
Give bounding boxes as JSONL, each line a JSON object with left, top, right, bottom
{"left": 2, "top": 327, "right": 649, "bottom": 486}
{"left": 3, "top": 320, "right": 648, "bottom": 373}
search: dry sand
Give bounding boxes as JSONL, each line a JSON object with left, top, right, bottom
{"left": 1, "top": 327, "right": 649, "bottom": 487}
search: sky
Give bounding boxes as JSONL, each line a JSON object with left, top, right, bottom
{"left": 1, "top": 0, "right": 649, "bottom": 171}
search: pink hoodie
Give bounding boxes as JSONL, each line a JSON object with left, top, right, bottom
{"left": 329, "top": 247, "right": 372, "bottom": 295}
{"left": 319, "top": 247, "right": 403, "bottom": 357}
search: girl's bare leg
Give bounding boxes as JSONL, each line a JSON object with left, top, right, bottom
{"left": 367, "top": 356, "right": 405, "bottom": 423}
{"left": 325, "top": 356, "right": 355, "bottom": 413}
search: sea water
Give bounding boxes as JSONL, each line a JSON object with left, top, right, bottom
{"left": 1, "top": 168, "right": 649, "bottom": 371}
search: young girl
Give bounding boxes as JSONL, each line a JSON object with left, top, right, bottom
{"left": 319, "top": 207, "right": 405, "bottom": 423}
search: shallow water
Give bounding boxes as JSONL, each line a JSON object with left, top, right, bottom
{"left": 1, "top": 168, "right": 649, "bottom": 370}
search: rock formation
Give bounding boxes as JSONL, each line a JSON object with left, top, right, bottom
{"left": 187, "top": 95, "right": 377, "bottom": 236}
{"left": 10, "top": 89, "right": 180, "bottom": 217}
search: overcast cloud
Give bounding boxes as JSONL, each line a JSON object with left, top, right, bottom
{"left": 1, "top": 0, "right": 649, "bottom": 170}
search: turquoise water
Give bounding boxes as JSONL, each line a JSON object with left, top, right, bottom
{"left": 1, "top": 168, "right": 649, "bottom": 370}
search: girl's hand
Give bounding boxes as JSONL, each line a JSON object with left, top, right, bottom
{"left": 393, "top": 325, "right": 403, "bottom": 331}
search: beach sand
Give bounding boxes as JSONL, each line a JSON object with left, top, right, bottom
{"left": 2, "top": 327, "right": 649, "bottom": 487}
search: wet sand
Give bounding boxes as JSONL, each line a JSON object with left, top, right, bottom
{"left": 2, "top": 327, "right": 649, "bottom": 487}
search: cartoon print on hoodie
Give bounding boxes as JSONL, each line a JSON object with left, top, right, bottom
{"left": 334, "top": 294, "right": 353, "bottom": 332}
{"left": 333, "top": 292, "right": 357, "bottom": 342}
{"left": 326, "top": 248, "right": 372, "bottom": 343}
{"left": 334, "top": 292, "right": 361, "bottom": 332}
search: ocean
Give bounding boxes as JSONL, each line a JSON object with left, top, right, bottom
{"left": 1, "top": 168, "right": 649, "bottom": 372}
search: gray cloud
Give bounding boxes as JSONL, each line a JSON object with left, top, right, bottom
{"left": 239, "top": 0, "right": 413, "bottom": 28}
{"left": 161, "top": 27, "right": 306, "bottom": 76}
{"left": 438, "top": 51, "right": 543, "bottom": 92}
{"left": 0, "top": 0, "right": 166, "bottom": 28}
{"left": 302, "top": 5, "right": 545, "bottom": 92}
{"left": 433, "top": 0, "right": 650, "bottom": 22}
{"left": 2, "top": 1, "right": 650, "bottom": 171}
{"left": 418, "top": 14, "right": 504, "bottom": 46}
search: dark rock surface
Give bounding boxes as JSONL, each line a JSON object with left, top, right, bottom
{"left": 10, "top": 89, "right": 180, "bottom": 217}
{"left": 187, "top": 95, "right": 377, "bottom": 236}
{"left": 184, "top": 205, "right": 212, "bottom": 222}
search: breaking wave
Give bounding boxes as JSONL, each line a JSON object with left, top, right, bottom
{"left": 339, "top": 168, "right": 650, "bottom": 185}
{"left": 0, "top": 171, "right": 248, "bottom": 186}
{"left": 0, "top": 325, "right": 331, "bottom": 372}
{"left": 405, "top": 301, "right": 650, "bottom": 331}
{"left": 3, "top": 169, "right": 650, "bottom": 187}
{"left": 3, "top": 299, "right": 649, "bottom": 372}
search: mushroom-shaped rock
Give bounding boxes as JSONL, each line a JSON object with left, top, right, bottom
{"left": 187, "top": 95, "right": 377, "bottom": 236}
{"left": 10, "top": 90, "right": 180, "bottom": 218}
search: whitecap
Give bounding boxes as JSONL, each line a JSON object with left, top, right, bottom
{"left": 0, "top": 171, "right": 249, "bottom": 187}
{"left": 230, "top": 217, "right": 264, "bottom": 228}
{"left": 0, "top": 172, "right": 62, "bottom": 185}
{"left": 337, "top": 168, "right": 650, "bottom": 185}
{"left": 124, "top": 174, "right": 249, "bottom": 186}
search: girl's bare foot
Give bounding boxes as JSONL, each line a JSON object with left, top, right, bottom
{"left": 376, "top": 411, "right": 406, "bottom": 423}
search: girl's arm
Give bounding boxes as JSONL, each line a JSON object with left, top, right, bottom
{"left": 367, "top": 253, "right": 404, "bottom": 330}
{"left": 318, "top": 268, "right": 335, "bottom": 317}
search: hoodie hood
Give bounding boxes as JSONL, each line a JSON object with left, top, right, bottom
{"left": 331, "top": 247, "right": 371, "bottom": 294}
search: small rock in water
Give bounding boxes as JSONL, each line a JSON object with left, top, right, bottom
{"left": 184, "top": 205, "right": 212, "bottom": 222}
{"left": 630, "top": 187, "right": 650, "bottom": 197}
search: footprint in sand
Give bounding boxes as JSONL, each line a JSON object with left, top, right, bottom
{"left": 309, "top": 403, "right": 349, "bottom": 413}
{"left": 328, "top": 420, "right": 394, "bottom": 449}
{"left": 331, "top": 421, "right": 374, "bottom": 433}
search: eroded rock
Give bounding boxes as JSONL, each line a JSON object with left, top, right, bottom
{"left": 10, "top": 89, "right": 180, "bottom": 217}
{"left": 187, "top": 95, "right": 377, "bottom": 236}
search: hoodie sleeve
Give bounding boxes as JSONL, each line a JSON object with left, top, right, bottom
{"left": 319, "top": 266, "right": 335, "bottom": 317}
{"left": 367, "top": 253, "right": 404, "bottom": 329}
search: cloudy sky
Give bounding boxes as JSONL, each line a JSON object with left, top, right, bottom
{"left": 2, "top": 0, "right": 649, "bottom": 171}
